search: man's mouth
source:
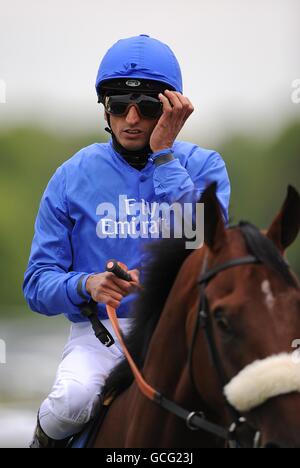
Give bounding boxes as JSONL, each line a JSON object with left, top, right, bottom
{"left": 123, "top": 129, "right": 143, "bottom": 135}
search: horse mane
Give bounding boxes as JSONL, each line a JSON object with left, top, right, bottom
{"left": 102, "top": 237, "right": 193, "bottom": 399}
{"left": 238, "top": 221, "right": 299, "bottom": 288}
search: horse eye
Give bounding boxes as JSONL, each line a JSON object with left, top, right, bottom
{"left": 214, "top": 309, "right": 233, "bottom": 335}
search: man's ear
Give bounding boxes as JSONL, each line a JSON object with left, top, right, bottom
{"left": 200, "top": 182, "right": 226, "bottom": 252}
{"left": 266, "top": 185, "right": 300, "bottom": 254}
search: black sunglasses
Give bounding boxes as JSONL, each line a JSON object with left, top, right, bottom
{"left": 104, "top": 93, "right": 163, "bottom": 119}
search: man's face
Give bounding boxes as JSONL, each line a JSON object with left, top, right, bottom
{"left": 105, "top": 103, "right": 159, "bottom": 151}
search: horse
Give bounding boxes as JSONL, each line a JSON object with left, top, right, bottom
{"left": 91, "top": 183, "right": 300, "bottom": 448}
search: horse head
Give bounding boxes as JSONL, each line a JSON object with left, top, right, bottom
{"left": 188, "top": 183, "right": 300, "bottom": 447}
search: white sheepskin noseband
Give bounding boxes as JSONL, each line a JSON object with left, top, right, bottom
{"left": 224, "top": 353, "right": 300, "bottom": 413}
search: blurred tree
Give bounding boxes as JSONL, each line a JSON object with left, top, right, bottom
{"left": 221, "top": 122, "right": 300, "bottom": 274}
{"left": 0, "top": 127, "right": 103, "bottom": 311}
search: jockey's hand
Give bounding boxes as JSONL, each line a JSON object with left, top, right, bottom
{"left": 149, "top": 90, "right": 194, "bottom": 153}
{"left": 85, "top": 269, "right": 140, "bottom": 309}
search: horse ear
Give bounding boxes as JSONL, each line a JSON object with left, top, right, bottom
{"left": 200, "top": 182, "right": 226, "bottom": 252}
{"left": 266, "top": 186, "right": 300, "bottom": 254}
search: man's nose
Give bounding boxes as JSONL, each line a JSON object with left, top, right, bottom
{"left": 125, "top": 105, "right": 141, "bottom": 124}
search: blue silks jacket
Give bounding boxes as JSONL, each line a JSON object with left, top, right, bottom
{"left": 23, "top": 140, "right": 230, "bottom": 322}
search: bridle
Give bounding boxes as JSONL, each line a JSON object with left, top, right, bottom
{"left": 187, "top": 252, "right": 262, "bottom": 447}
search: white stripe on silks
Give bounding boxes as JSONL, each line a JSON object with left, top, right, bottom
{"left": 224, "top": 353, "right": 300, "bottom": 413}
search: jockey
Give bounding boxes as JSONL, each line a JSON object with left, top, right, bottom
{"left": 23, "top": 34, "right": 231, "bottom": 448}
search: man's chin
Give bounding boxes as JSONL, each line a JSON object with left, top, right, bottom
{"left": 119, "top": 140, "right": 148, "bottom": 152}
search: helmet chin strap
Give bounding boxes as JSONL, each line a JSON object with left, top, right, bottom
{"left": 105, "top": 113, "right": 152, "bottom": 170}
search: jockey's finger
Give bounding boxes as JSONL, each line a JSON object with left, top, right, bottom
{"left": 103, "top": 281, "right": 128, "bottom": 296}
{"left": 128, "top": 269, "right": 140, "bottom": 284}
{"left": 110, "top": 274, "right": 136, "bottom": 293}
{"left": 164, "top": 90, "right": 183, "bottom": 112}
{"left": 95, "top": 288, "right": 123, "bottom": 304}
{"left": 101, "top": 294, "right": 121, "bottom": 309}
{"left": 158, "top": 92, "right": 173, "bottom": 114}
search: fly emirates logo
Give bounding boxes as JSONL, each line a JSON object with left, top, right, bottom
{"left": 96, "top": 195, "right": 204, "bottom": 249}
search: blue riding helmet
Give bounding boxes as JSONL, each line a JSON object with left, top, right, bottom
{"left": 95, "top": 34, "right": 183, "bottom": 102}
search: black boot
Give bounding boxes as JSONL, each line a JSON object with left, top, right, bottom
{"left": 30, "top": 418, "right": 70, "bottom": 448}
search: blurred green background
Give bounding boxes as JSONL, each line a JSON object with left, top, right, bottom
{"left": 0, "top": 122, "right": 299, "bottom": 314}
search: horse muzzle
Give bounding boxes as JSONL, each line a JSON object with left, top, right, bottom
{"left": 224, "top": 352, "right": 300, "bottom": 448}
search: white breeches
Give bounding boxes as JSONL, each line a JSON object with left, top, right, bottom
{"left": 39, "top": 319, "right": 131, "bottom": 440}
